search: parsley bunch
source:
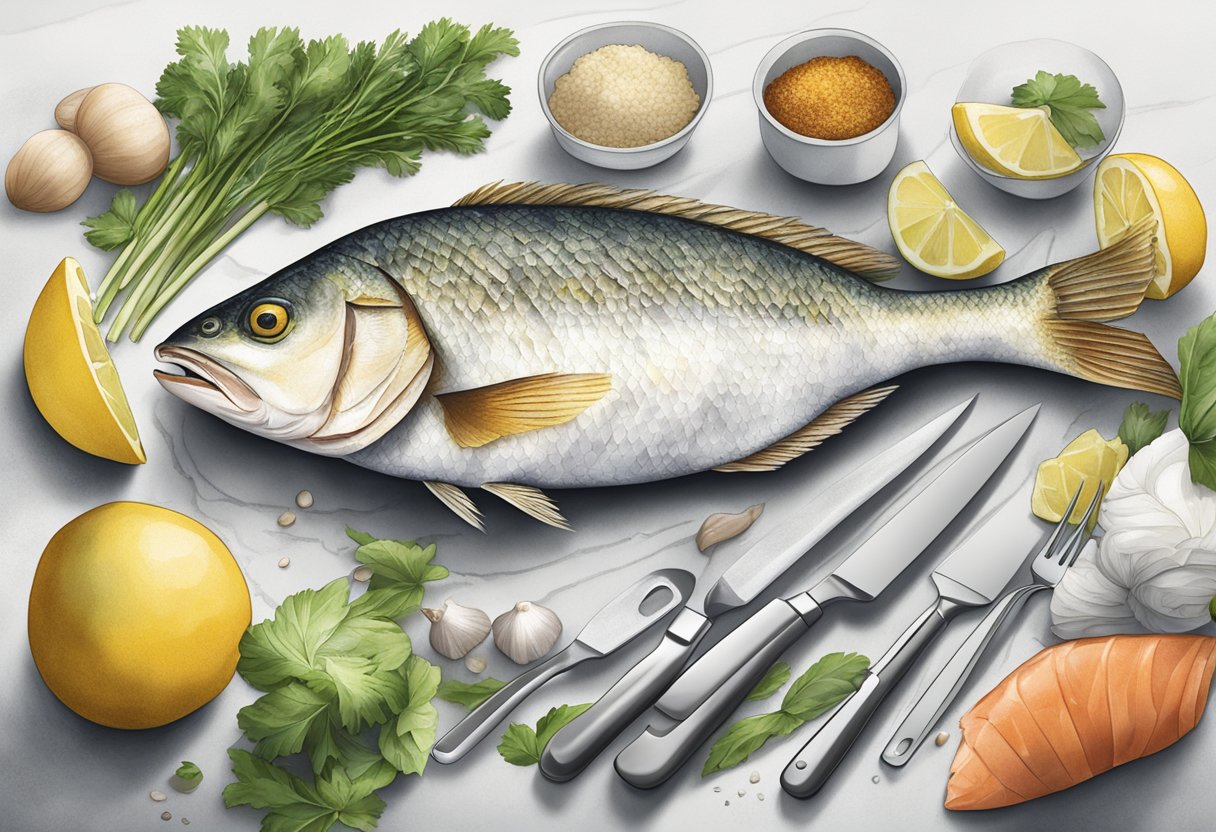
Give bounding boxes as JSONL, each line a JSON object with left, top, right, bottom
{"left": 1010, "top": 71, "right": 1106, "bottom": 148}
{"left": 84, "top": 20, "right": 518, "bottom": 341}
{"left": 223, "top": 528, "right": 447, "bottom": 832}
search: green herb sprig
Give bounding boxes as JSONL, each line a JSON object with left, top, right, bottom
{"left": 746, "top": 661, "right": 791, "bottom": 702}
{"left": 497, "top": 704, "right": 592, "bottom": 767}
{"left": 1179, "top": 312, "right": 1216, "bottom": 488}
{"left": 1010, "top": 70, "right": 1105, "bottom": 148}
{"left": 86, "top": 20, "right": 518, "bottom": 341}
{"left": 223, "top": 528, "right": 447, "bottom": 832}
{"left": 1118, "top": 402, "right": 1170, "bottom": 456}
{"left": 437, "top": 678, "right": 507, "bottom": 710}
{"left": 702, "top": 652, "right": 868, "bottom": 776}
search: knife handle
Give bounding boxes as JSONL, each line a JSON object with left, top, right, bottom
{"left": 781, "top": 601, "right": 951, "bottom": 798}
{"left": 881, "top": 584, "right": 1046, "bottom": 767}
{"left": 615, "top": 602, "right": 813, "bottom": 789}
{"left": 432, "top": 641, "right": 598, "bottom": 765}
{"left": 539, "top": 609, "right": 710, "bottom": 782}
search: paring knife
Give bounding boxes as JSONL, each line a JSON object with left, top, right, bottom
{"left": 780, "top": 445, "right": 1046, "bottom": 799}
{"left": 430, "top": 568, "right": 695, "bottom": 764}
{"left": 537, "top": 397, "right": 974, "bottom": 782}
{"left": 614, "top": 403, "right": 1038, "bottom": 790}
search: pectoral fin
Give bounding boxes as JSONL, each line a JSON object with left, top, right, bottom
{"left": 423, "top": 481, "right": 484, "bottom": 531}
{"left": 436, "top": 372, "right": 613, "bottom": 449}
{"left": 482, "top": 483, "right": 572, "bottom": 531}
{"left": 714, "top": 385, "right": 898, "bottom": 472}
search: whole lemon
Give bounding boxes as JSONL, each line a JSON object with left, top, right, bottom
{"left": 28, "top": 502, "right": 251, "bottom": 729}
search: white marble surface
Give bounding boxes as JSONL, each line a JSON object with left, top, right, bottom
{"left": 3, "top": 1, "right": 1215, "bottom": 830}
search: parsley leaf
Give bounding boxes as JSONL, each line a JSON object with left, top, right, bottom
{"left": 378, "top": 656, "right": 441, "bottom": 776}
{"left": 238, "top": 681, "right": 335, "bottom": 760}
{"left": 81, "top": 189, "right": 139, "bottom": 250}
{"left": 436, "top": 678, "right": 507, "bottom": 710}
{"left": 702, "top": 652, "right": 868, "bottom": 775}
{"left": 746, "top": 662, "right": 791, "bottom": 702}
{"left": 497, "top": 704, "right": 592, "bottom": 766}
{"left": 1179, "top": 312, "right": 1216, "bottom": 490}
{"left": 224, "top": 749, "right": 387, "bottom": 832}
{"left": 346, "top": 530, "right": 448, "bottom": 620}
{"left": 1118, "top": 402, "right": 1170, "bottom": 455}
{"left": 1010, "top": 70, "right": 1106, "bottom": 148}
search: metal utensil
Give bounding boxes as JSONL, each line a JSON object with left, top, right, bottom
{"left": 780, "top": 443, "right": 1051, "bottom": 799}
{"left": 430, "top": 568, "right": 694, "bottom": 764}
{"left": 536, "top": 397, "right": 973, "bottom": 782}
{"left": 614, "top": 404, "right": 1038, "bottom": 789}
{"left": 880, "top": 483, "right": 1098, "bottom": 767}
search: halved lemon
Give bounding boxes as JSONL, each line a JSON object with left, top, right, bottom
{"left": 887, "top": 160, "right": 1005, "bottom": 279}
{"left": 1031, "top": 429, "right": 1128, "bottom": 528}
{"left": 952, "top": 102, "right": 1083, "bottom": 179}
{"left": 1094, "top": 153, "right": 1207, "bottom": 299}
{"left": 24, "top": 257, "right": 145, "bottom": 463}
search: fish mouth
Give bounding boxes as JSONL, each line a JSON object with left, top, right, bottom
{"left": 153, "top": 344, "right": 263, "bottom": 413}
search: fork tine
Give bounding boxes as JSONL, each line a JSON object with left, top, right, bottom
{"left": 1037, "top": 480, "right": 1086, "bottom": 562}
{"left": 1061, "top": 481, "right": 1104, "bottom": 566}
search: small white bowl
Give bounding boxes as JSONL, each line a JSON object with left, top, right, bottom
{"left": 753, "top": 29, "right": 906, "bottom": 186}
{"left": 950, "top": 38, "right": 1125, "bottom": 199}
{"left": 537, "top": 21, "right": 713, "bottom": 170}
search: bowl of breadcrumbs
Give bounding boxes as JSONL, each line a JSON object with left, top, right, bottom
{"left": 539, "top": 21, "right": 713, "bottom": 170}
{"left": 753, "top": 29, "right": 905, "bottom": 185}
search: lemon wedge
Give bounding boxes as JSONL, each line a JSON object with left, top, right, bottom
{"left": 1094, "top": 153, "right": 1207, "bottom": 299}
{"left": 1031, "top": 429, "right": 1128, "bottom": 529}
{"left": 23, "top": 257, "right": 145, "bottom": 463}
{"left": 952, "top": 102, "right": 1083, "bottom": 179}
{"left": 887, "top": 160, "right": 1005, "bottom": 279}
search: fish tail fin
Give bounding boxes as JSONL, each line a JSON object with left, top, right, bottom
{"left": 1038, "top": 218, "right": 1182, "bottom": 399}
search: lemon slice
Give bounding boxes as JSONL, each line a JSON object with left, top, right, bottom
{"left": 24, "top": 257, "right": 145, "bottom": 463}
{"left": 887, "top": 160, "right": 1005, "bottom": 279}
{"left": 1094, "top": 153, "right": 1208, "bottom": 299}
{"left": 952, "top": 102, "right": 1083, "bottom": 179}
{"left": 1031, "top": 429, "right": 1127, "bottom": 528}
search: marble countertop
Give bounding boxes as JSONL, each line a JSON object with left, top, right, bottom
{"left": 3, "top": 1, "right": 1214, "bottom": 830}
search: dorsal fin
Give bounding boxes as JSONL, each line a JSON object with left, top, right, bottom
{"left": 714, "top": 385, "right": 898, "bottom": 473}
{"left": 454, "top": 181, "right": 901, "bottom": 281}
{"left": 482, "top": 483, "right": 572, "bottom": 531}
{"left": 423, "top": 481, "right": 484, "bottom": 531}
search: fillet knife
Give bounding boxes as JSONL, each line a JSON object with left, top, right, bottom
{"left": 537, "top": 396, "right": 974, "bottom": 782}
{"left": 614, "top": 403, "right": 1038, "bottom": 789}
{"left": 781, "top": 482, "right": 1049, "bottom": 798}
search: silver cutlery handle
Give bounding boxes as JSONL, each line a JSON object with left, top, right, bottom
{"left": 781, "top": 602, "right": 950, "bottom": 798}
{"left": 615, "top": 603, "right": 813, "bottom": 789}
{"left": 881, "top": 583, "right": 1046, "bottom": 767}
{"left": 539, "top": 609, "right": 710, "bottom": 782}
{"left": 431, "top": 641, "right": 598, "bottom": 764}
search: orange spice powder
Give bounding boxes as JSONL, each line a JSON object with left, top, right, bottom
{"left": 763, "top": 55, "right": 896, "bottom": 140}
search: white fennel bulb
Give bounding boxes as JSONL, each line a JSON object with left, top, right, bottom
{"left": 1051, "top": 429, "right": 1216, "bottom": 638}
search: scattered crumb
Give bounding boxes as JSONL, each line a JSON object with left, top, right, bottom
{"left": 277, "top": 556, "right": 291, "bottom": 569}
{"left": 352, "top": 565, "right": 374, "bottom": 583}
{"left": 295, "top": 490, "right": 314, "bottom": 509}
{"left": 161, "top": 811, "right": 172, "bottom": 821}
{"left": 935, "top": 731, "right": 950, "bottom": 747}
{"left": 749, "top": 770, "right": 760, "bottom": 784}
{"left": 724, "top": 800, "right": 730, "bottom": 807}
{"left": 465, "top": 655, "right": 487, "bottom": 674}
{"left": 757, "top": 793, "right": 765, "bottom": 801}
{"left": 277, "top": 510, "right": 296, "bottom": 527}
{"left": 150, "top": 790, "right": 167, "bottom": 802}
{"left": 712, "top": 786, "right": 721, "bottom": 793}
{"left": 871, "top": 775, "right": 880, "bottom": 784}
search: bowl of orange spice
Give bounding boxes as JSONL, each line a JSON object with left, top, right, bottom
{"left": 753, "top": 29, "right": 905, "bottom": 185}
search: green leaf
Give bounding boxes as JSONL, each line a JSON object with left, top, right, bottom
{"left": 746, "top": 662, "right": 791, "bottom": 702}
{"left": 82, "top": 190, "right": 139, "bottom": 250}
{"left": 436, "top": 678, "right": 506, "bottom": 710}
{"left": 345, "top": 527, "right": 376, "bottom": 546}
{"left": 378, "top": 656, "right": 441, "bottom": 775}
{"left": 175, "top": 761, "right": 203, "bottom": 784}
{"left": 497, "top": 703, "right": 592, "bottom": 766}
{"left": 236, "top": 579, "right": 351, "bottom": 691}
{"left": 238, "top": 682, "right": 335, "bottom": 760}
{"left": 1118, "top": 402, "right": 1170, "bottom": 455}
{"left": 702, "top": 711, "right": 803, "bottom": 776}
{"left": 1179, "top": 312, "right": 1216, "bottom": 490}
{"left": 348, "top": 538, "right": 448, "bottom": 619}
{"left": 316, "top": 655, "right": 409, "bottom": 733}
{"left": 223, "top": 748, "right": 385, "bottom": 832}
{"left": 1010, "top": 70, "right": 1106, "bottom": 148}
{"left": 781, "top": 652, "right": 869, "bottom": 721}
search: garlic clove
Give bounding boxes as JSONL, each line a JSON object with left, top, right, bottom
{"left": 74, "top": 83, "right": 170, "bottom": 185}
{"left": 695, "top": 503, "right": 765, "bottom": 552}
{"left": 5, "top": 129, "right": 93, "bottom": 212}
{"left": 55, "top": 86, "right": 95, "bottom": 132}
{"left": 492, "top": 600, "right": 562, "bottom": 665}
{"left": 423, "top": 599, "right": 491, "bottom": 660}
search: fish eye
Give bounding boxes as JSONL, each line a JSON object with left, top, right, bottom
{"left": 199, "top": 317, "right": 222, "bottom": 337}
{"left": 248, "top": 301, "right": 291, "bottom": 340}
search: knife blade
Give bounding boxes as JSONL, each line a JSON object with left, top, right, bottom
{"left": 781, "top": 445, "right": 1046, "bottom": 799}
{"left": 430, "top": 568, "right": 694, "bottom": 765}
{"left": 614, "top": 403, "right": 1038, "bottom": 789}
{"left": 537, "top": 397, "right": 973, "bottom": 782}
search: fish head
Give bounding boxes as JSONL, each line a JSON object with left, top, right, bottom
{"left": 154, "top": 251, "right": 433, "bottom": 456}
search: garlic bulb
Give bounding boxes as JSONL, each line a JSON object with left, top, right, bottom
{"left": 696, "top": 503, "right": 765, "bottom": 552}
{"left": 5, "top": 130, "right": 93, "bottom": 212}
{"left": 422, "top": 600, "right": 490, "bottom": 660}
{"left": 492, "top": 601, "right": 562, "bottom": 664}
{"left": 1051, "top": 429, "right": 1216, "bottom": 638}
{"left": 73, "top": 83, "right": 169, "bottom": 185}
{"left": 55, "top": 86, "right": 94, "bottom": 132}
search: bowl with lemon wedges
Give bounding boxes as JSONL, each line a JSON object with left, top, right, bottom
{"left": 950, "top": 39, "right": 1124, "bottom": 199}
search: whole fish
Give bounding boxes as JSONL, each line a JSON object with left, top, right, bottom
{"left": 154, "top": 182, "right": 1179, "bottom": 529}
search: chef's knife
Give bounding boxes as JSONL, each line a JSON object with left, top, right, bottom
{"left": 780, "top": 475, "right": 1047, "bottom": 798}
{"left": 614, "top": 403, "right": 1038, "bottom": 789}
{"left": 537, "top": 397, "right": 974, "bottom": 782}
{"left": 430, "top": 568, "right": 694, "bottom": 764}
